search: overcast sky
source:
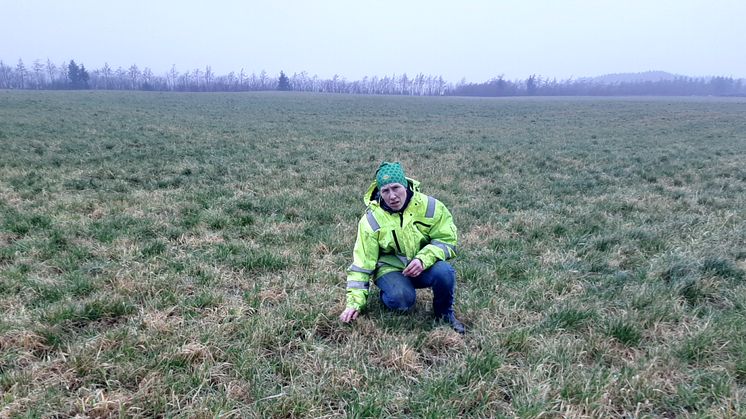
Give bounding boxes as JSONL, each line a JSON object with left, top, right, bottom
{"left": 2, "top": 0, "right": 744, "bottom": 82}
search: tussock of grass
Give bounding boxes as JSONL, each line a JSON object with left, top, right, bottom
{"left": 1, "top": 91, "right": 745, "bottom": 416}
{"left": 604, "top": 318, "right": 643, "bottom": 347}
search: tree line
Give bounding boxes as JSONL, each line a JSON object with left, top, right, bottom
{"left": 457, "top": 74, "right": 745, "bottom": 97}
{"left": 1, "top": 58, "right": 744, "bottom": 96}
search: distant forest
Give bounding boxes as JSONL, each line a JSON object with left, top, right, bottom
{"left": 1, "top": 58, "right": 744, "bottom": 96}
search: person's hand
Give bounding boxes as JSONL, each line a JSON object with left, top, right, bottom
{"left": 340, "top": 307, "right": 359, "bottom": 323}
{"left": 402, "top": 258, "right": 424, "bottom": 277}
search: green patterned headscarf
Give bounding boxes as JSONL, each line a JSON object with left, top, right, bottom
{"left": 376, "top": 161, "right": 407, "bottom": 188}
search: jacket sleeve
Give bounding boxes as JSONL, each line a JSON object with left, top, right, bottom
{"left": 415, "top": 200, "right": 458, "bottom": 269}
{"left": 346, "top": 214, "right": 380, "bottom": 311}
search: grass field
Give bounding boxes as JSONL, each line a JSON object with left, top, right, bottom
{"left": 1, "top": 91, "right": 745, "bottom": 417}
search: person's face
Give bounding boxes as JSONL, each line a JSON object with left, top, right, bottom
{"left": 380, "top": 183, "right": 407, "bottom": 211}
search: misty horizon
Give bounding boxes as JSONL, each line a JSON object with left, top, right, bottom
{"left": 3, "top": 55, "right": 745, "bottom": 86}
{"left": 3, "top": 56, "right": 743, "bottom": 97}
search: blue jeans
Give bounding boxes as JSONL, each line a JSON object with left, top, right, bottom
{"left": 375, "top": 261, "right": 456, "bottom": 317}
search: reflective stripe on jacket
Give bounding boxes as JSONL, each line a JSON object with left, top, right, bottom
{"left": 346, "top": 178, "right": 458, "bottom": 310}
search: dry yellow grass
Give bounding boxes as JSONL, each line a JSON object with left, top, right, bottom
{"left": 1, "top": 92, "right": 744, "bottom": 417}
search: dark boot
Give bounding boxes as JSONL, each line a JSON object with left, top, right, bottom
{"left": 437, "top": 312, "right": 465, "bottom": 334}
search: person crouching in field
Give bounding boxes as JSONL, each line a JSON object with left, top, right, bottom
{"left": 339, "top": 162, "right": 465, "bottom": 334}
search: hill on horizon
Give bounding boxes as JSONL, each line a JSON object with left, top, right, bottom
{"left": 580, "top": 71, "right": 683, "bottom": 84}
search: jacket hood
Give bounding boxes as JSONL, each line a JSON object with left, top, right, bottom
{"left": 364, "top": 177, "right": 421, "bottom": 206}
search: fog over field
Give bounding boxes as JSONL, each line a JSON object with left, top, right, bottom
{"left": 2, "top": 0, "right": 745, "bottom": 82}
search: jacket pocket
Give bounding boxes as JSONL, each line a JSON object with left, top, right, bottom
{"left": 413, "top": 221, "right": 432, "bottom": 237}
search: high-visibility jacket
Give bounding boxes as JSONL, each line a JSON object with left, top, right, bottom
{"left": 346, "top": 178, "right": 458, "bottom": 311}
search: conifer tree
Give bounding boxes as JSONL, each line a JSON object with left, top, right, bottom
{"left": 277, "top": 70, "right": 290, "bottom": 91}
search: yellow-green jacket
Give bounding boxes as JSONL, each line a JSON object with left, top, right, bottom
{"left": 346, "top": 178, "right": 458, "bottom": 310}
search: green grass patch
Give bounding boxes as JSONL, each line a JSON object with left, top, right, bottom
{"left": 41, "top": 297, "right": 136, "bottom": 327}
{"left": 543, "top": 306, "right": 597, "bottom": 331}
{"left": 1, "top": 91, "right": 745, "bottom": 417}
{"left": 604, "top": 318, "right": 642, "bottom": 346}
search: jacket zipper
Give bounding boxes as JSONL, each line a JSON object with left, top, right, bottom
{"left": 392, "top": 231, "right": 402, "bottom": 254}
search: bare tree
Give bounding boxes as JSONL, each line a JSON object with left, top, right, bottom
{"left": 128, "top": 64, "right": 140, "bottom": 90}
{"left": 248, "top": 72, "right": 257, "bottom": 90}
{"left": 526, "top": 74, "right": 538, "bottom": 95}
{"left": 45, "top": 59, "right": 57, "bottom": 87}
{"left": 32, "top": 59, "right": 45, "bottom": 89}
{"left": 259, "top": 70, "right": 268, "bottom": 90}
{"left": 0, "top": 61, "right": 11, "bottom": 88}
{"left": 224, "top": 71, "right": 235, "bottom": 91}
{"left": 58, "top": 61, "right": 68, "bottom": 87}
{"left": 15, "top": 59, "right": 27, "bottom": 89}
{"left": 142, "top": 67, "right": 153, "bottom": 89}
{"left": 204, "top": 65, "right": 213, "bottom": 90}
{"left": 114, "top": 67, "right": 126, "bottom": 90}
{"left": 168, "top": 65, "right": 178, "bottom": 91}
{"left": 192, "top": 68, "right": 201, "bottom": 90}
{"left": 238, "top": 68, "right": 246, "bottom": 90}
{"left": 101, "top": 63, "right": 112, "bottom": 89}
{"left": 179, "top": 71, "right": 191, "bottom": 91}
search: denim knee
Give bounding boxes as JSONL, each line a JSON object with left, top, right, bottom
{"left": 381, "top": 284, "right": 416, "bottom": 311}
{"left": 382, "top": 288, "right": 416, "bottom": 311}
{"left": 429, "top": 261, "right": 456, "bottom": 290}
